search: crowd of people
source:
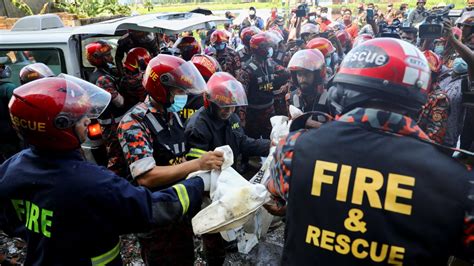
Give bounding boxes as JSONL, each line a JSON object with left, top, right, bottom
{"left": 1, "top": 1, "right": 474, "bottom": 265}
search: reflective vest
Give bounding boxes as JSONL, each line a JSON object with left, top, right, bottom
{"left": 243, "top": 59, "right": 277, "bottom": 108}
{"left": 283, "top": 121, "right": 470, "bottom": 265}
{"left": 287, "top": 89, "right": 329, "bottom": 113}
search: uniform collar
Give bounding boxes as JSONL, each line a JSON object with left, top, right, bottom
{"left": 337, "top": 108, "right": 431, "bottom": 142}
{"left": 30, "top": 147, "right": 85, "bottom": 160}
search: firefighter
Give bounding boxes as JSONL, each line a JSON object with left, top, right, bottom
{"left": 237, "top": 26, "right": 261, "bottom": 64}
{"left": 117, "top": 54, "right": 224, "bottom": 265}
{"left": 209, "top": 30, "right": 241, "bottom": 77}
{"left": 0, "top": 75, "right": 210, "bottom": 265}
{"left": 268, "top": 38, "right": 474, "bottom": 265}
{"left": 285, "top": 49, "right": 330, "bottom": 114}
{"left": 173, "top": 36, "right": 201, "bottom": 61}
{"left": 184, "top": 72, "right": 270, "bottom": 265}
{"left": 19, "top": 63, "right": 55, "bottom": 84}
{"left": 115, "top": 30, "right": 160, "bottom": 76}
{"left": 185, "top": 72, "right": 270, "bottom": 162}
{"left": 119, "top": 47, "right": 151, "bottom": 106}
{"left": 238, "top": 32, "right": 287, "bottom": 138}
{"left": 179, "top": 54, "right": 222, "bottom": 123}
{"left": 300, "top": 23, "right": 320, "bottom": 44}
{"left": 86, "top": 40, "right": 128, "bottom": 177}
{"left": 306, "top": 37, "right": 338, "bottom": 79}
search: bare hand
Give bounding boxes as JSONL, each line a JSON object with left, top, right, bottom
{"left": 198, "top": 151, "right": 224, "bottom": 171}
{"left": 264, "top": 203, "right": 287, "bottom": 216}
{"left": 443, "top": 18, "right": 454, "bottom": 40}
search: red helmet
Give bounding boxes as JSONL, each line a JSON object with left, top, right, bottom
{"left": 86, "top": 41, "right": 113, "bottom": 67}
{"left": 210, "top": 30, "right": 229, "bottom": 45}
{"left": 353, "top": 34, "right": 374, "bottom": 48}
{"left": 204, "top": 72, "right": 248, "bottom": 108}
{"left": 288, "top": 49, "right": 326, "bottom": 79}
{"left": 250, "top": 32, "right": 273, "bottom": 57}
{"left": 123, "top": 47, "right": 151, "bottom": 72}
{"left": 336, "top": 30, "right": 352, "bottom": 52}
{"left": 142, "top": 54, "right": 207, "bottom": 105}
{"left": 330, "top": 38, "right": 431, "bottom": 115}
{"left": 423, "top": 50, "right": 442, "bottom": 74}
{"left": 19, "top": 63, "right": 55, "bottom": 84}
{"left": 174, "top": 36, "right": 201, "bottom": 61}
{"left": 191, "top": 54, "right": 222, "bottom": 81}
{"left": 240, "top": 26, "right": 262, "bottom": 47}
{"left": 306, "top": 37, "right": 336, "bottom": 57}
{"left": 9, "top": 74, "right": 110, "bottom": 151}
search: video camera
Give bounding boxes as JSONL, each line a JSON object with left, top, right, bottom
{"left": 378, "top": 19, "right": 402, "bottom": 39}
{"left": 296, "top": 3, "right": 309, "bottom": 18}
{"left": 419, "top": 4, "right": 454, "bottom": 39}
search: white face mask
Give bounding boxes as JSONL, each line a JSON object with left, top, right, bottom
{"left": 267, "top": 47, "right": 274, "bottom": 58}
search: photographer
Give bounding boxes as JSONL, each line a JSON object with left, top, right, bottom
{"left": 444, "top": 13, "right": 474, "bottom": 80}
{"left": 407, "top": 0, "right": 428, "bottom": 25}
{"left": 400, "top": 26, "right": 418, "bottom": 45}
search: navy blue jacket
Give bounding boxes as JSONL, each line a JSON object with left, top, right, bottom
{"left": 0, "top": 148, "right": 203, "bottom": 265}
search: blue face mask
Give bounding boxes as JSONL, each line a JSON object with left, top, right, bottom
{"left": 167, "top": 94, "right": 188, "bottom": 113}
{"left": 0, "top": 65, "right": 12, "bottom": 79}
{"left": 434, "top": 45, "right": 444, "bottom": 56}
{"left": 267, "top": 47, "right": 274, "bottom": 58}
{"left": 453, "top": 58, "right": 468, "bottom": 74}
{"left": 214, "top": 43, "right": 226, "bottom": 51}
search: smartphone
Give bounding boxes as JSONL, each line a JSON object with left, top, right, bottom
{"left": 366, "top": 8, "right": 374, "bottom": 22}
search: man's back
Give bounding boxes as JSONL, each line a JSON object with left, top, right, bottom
{"left": 283, "top": 108, "right": 473, "bottom": 265}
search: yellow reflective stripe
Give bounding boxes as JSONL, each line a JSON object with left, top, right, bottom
{"left": 173, "top": 184, "right": 190, "bottom": 215}
{"left": 91, "top": 241, "right": 120, "bottom": 266}
{"left": 187, "top": 148, "right": 207, "bottom": 158}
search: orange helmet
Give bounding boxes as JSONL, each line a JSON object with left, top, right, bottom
{"left": 142, "top": 54, "right": 207, "bottom": 105}
{"left": 191, "top": 54, "right": 222, "bottom": 81}
{"left": 19, "top": 63, "right": 55, "bottom": 85}
{"left": 9, "top": 75, "right": 110, "bottom": 151}
{"left": 86, "top": 41, "right": 113, "bottom": 67}
{"left": 204, "top": 72, "right": 248, "bottom": 108}
{"left": 330, "top": 38, "right": 431, "bottom": 115}
{"left": 123, "top": 47, "right": 151, "bottom": 72}
{"left": 306, "top": 37, "right": 336, "bottom": 57}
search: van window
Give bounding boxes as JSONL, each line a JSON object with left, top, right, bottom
{"left": 0, "top": 49, "right": 65, "bottom": 86}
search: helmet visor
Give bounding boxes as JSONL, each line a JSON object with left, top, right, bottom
{"left": 288, "top": 50, "right": 324, "bottom": 71}
{"left": 160, "top": 61, "right": 208, "bottom": 95}
{"left": 58, "top": 74, "right": 111, "bottom": 121}
{"left": 208, "top": 79, "right": 248, "bottom": 107}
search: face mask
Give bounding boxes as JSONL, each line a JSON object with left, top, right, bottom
{"left": 434, "top": 45, "right": 444, "bottom": 55}
{"left": 214, "top": 43, "right": 226, "bottom": 51}
{"left": 267, "top": 47, "right": 274, "bottom": 58}
{"left": 453, "top": 58, "right": 468, "bottom": 74}
{"left": 167, "top": 94, "right": 188, "bottom": 113}
{"left": 321, "top": 13, "right": 328, "bottom": 19}
{"left": 309, "top": 15, "right": 316, "bottom": 21}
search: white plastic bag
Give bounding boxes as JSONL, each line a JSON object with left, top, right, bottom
{"left": 191, "top": 146, "right": 270, "bottom": 236}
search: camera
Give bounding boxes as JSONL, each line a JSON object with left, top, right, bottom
{"left": 378, "top": 19, "right": 401, "bottom": 38}
{"left": 419, "top": 4, "right": 454, "bottom": 39}
{"left": 296, "top": 3, "right": 309, "bottom": 18}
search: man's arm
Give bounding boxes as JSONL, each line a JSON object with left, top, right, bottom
{"left": 265, "top": 130, "right": 304, "bottom": 216}
{"left": 444, "top": 19, "right": 474, "bottom": 80}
